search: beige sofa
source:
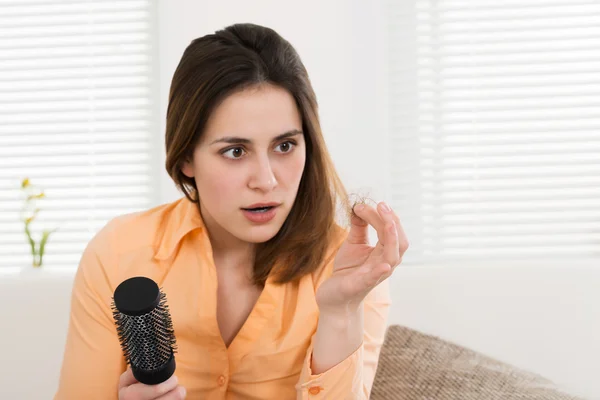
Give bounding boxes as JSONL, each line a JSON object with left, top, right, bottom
{"left": 371, "top": 325, "right": 585, "bottom": 400}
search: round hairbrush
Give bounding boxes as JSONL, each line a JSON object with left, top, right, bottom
{"left": 111, "top": 276, "right": 178, "bottom": 385}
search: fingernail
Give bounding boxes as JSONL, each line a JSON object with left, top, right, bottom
{"left": 180, "top": 386, "right": 187, "bottom": 397}
{"left": 354, "top": 204, "right": 365, "bottom": 212}
{"left": 381, "top": 202, "right": 391, "bottom": 212}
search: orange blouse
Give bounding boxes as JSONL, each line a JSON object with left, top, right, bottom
{"left": 54, "top": 197, "right": 391, "bottom": 399}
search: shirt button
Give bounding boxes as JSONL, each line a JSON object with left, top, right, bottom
{"left": 308, "top": 386, "right": 322, "bottom": 395}
{"left": 217, "top": 375, "right": 226, "bottom": 386}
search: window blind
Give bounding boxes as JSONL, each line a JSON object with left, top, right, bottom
{"left": 0, "top": 0, "right": 159, "bottom": 269}
{"left": 389, "top": 0, "right": 600, "bottom": 266}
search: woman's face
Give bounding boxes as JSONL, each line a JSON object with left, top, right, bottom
{"left": 182, "top": 84, "right": 306, "bottom": 246}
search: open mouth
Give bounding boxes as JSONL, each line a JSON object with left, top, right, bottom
{"left": 242, "top": 206, "right": 275, "bottom": 213}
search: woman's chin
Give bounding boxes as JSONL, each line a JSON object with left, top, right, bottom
{"left": 233, "top": 221, "right": 284, "bottom": 244}
{"left": 240, "top": 228, "right": 279, "bottom": 243}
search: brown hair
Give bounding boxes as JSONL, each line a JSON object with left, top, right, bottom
{"left": 165, "top": 23, "right": 362, "bottom": 286}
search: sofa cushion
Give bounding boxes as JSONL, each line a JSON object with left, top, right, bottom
{"left": 371, "top": 325, "right": 583, "bottom": 400}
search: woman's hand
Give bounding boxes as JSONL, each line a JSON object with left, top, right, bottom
{"left": 118, "top": 368, "right": 187, "bottom": 400}
{"left": 316, "top": 201, "right": 408, "bottom": 314}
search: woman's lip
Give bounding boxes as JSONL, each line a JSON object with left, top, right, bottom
{"left": 243, "top": 203, "right": 280, "bottom": 209}
{"left": 241, "top": 204, "right": 280, "bottom": 210}
{"left": 241, "top": 207, "right": 278, "bottom": 223}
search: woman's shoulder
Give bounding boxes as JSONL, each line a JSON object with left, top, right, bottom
{"left": 86, "top": 197, "right": 190, "bottom": 262}
{"left": 75, "top": 197, "right": 195, "bottom": 289}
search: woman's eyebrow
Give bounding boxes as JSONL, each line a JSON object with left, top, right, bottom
{"left": 209, "top": 129, "right": 303, "bottom": 145}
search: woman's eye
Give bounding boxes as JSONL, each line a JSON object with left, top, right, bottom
{"left": 276, "top": 141, "right": 296, "bottom": 153}
{"left": 222, "top": 147, "right": 246, "bottom": 159}
{"left": 222, "top": 141, "right": 296, "bottom": 159}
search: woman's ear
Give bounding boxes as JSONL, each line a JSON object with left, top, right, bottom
{"left": 181, "top": 159, "right": 194, "bottom": 178}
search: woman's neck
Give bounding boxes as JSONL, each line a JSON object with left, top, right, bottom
{"left": 198, "top": 202, "right": 255, "bottom": 272}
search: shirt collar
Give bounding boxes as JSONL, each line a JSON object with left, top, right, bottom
{"left": 154, "top": 197, "right": 205, "bottom": 261}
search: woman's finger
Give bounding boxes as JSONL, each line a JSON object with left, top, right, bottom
{"left": 353, "top": 201, "right": 409, "bottom": 263}
{"left": 386, "top": 207, "right": 409, "bottom": 256}
{"left": 122, "top": 374, "right": 179, "bottom": 399}
{"left": 353, "top": 203, "right": 386, "bottom": 243}
{"left": 347, "top": 209, "right": 371, "bottom": 245}
{"left": 373, "top": 202, "right": 403, "bottom": 265}
{"left": 382, "top": 220, "right": 400, "bottom": 267}
{"left": 118, "top": 368, "right": 138, "bottom": 389}
{"left": 373, "top": 202, "right": 409, "bottom": 260}
{"left": 155, "top": 386, "right": 187, "bottom": 400}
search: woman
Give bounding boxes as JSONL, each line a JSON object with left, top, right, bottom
{"left": 55, "top": 23, "right": 408, "bottom": 400}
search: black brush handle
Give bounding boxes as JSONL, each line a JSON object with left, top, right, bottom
{"left": 132, "top": 352, "right": 176, "bottom": 385}
{"left": 112, "top": 276, "right": 177, "bottom": 385}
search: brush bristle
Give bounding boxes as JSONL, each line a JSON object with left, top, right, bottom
{"left": 111, "top": 290, "right": 177, "bottom": 371}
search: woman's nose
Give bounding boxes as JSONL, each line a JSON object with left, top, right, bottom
{"left": 248, "top": 156, "right": 277, "bottom": 191}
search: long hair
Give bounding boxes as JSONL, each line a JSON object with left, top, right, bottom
{"left": 165, "top": 23, "right": 356, "bottom": 285}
